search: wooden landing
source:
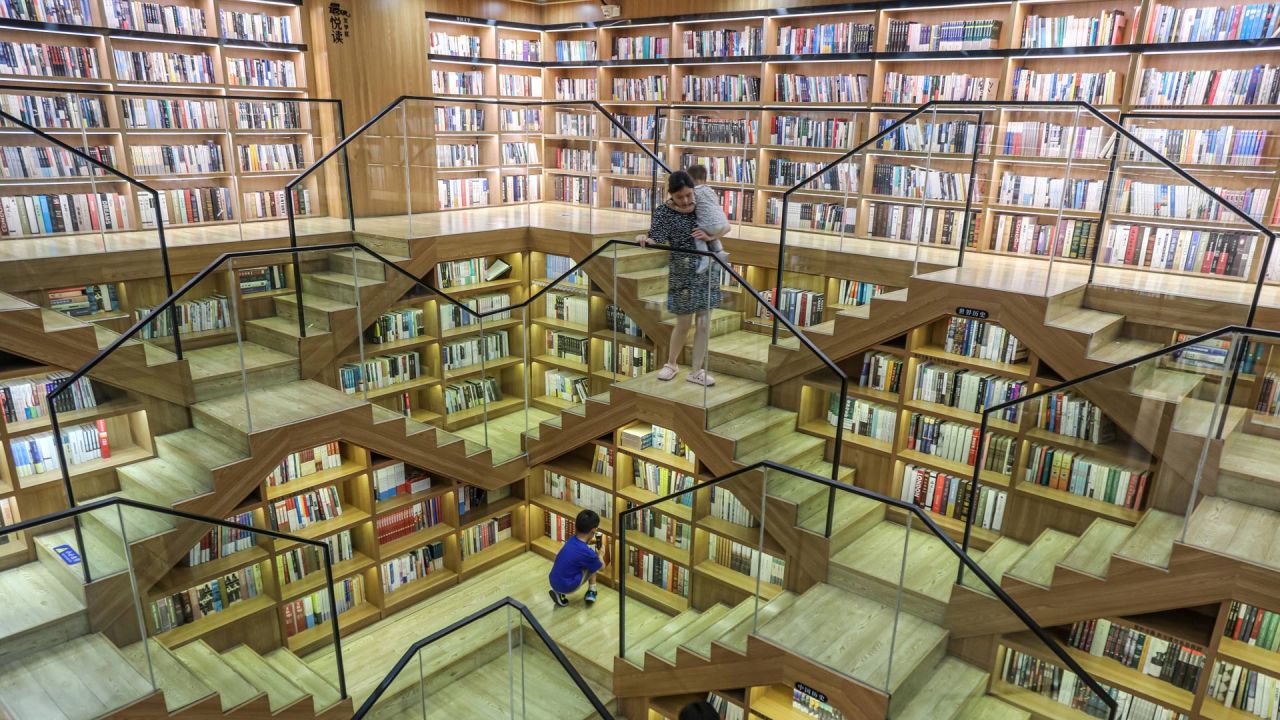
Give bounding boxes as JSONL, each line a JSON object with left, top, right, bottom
{"left": 193, "top": 380, "right": 364, "bottom": 434}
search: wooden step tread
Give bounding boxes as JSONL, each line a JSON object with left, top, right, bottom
{"left": 617, "top": 267, "right": 668, "bottom": 282}
{"left": 0, "top": 634, "right": 153, "bottom": 720}
{"left": 0, "top": 291, "right": 35, "bottom": 310}
{"left": 1059, "top": 519, "right": 1132, "bottom": 578}
{"left": 961, "top": 537, "right": 1029, "bottom": 595}
{"left": 762, "top": 468, "right": 829, "bottom": 507}
{"left": 0, "top": 563, "right": 86, "bottom": 646}
{"left": 186, "top": 342, "right": 297, "bottom": 380}
{"left": 686, "top": 598, "right": 757, "bottom": 658}
{"left": 266, "top": 649, "right": 341, "bottom": 713}
{"left": 1115, "top": 509, "right": 1182, "bottom": 568}
{"left": 155, "top": 428, "right": 244, "bottom": 471}
{"left": 831, "top": 521, "right": 959, "bottom": 605}
{"left": 894, "top": 657, "right": 987, "bottom": 720}
{"left": 245, "top": 315, "right": 310, "bottom": 338}
{"left": 40, "top": 307, "right": 86, "bottom": 331}
{"left": 1089, "top": 338, "right": 1163, "bottom": 364}
{"left": 1046, "top": 307, "right": 1122, "bottom": 335}
{"left": 650, "top": 604, "right": 731, "bottom": 663}
{"left": 276, "top": 292, "right": 355, "bottom": 313}
{"left": 1171, "top": 398, "right": 1247, "bottom": 436}
{"left": 171, "top": 640, "right": 261, "bottom": 711}
{"left": 34, "top": 526, "right": 127, "bottom": 580}
{"left": 1006, "top": 529, "right": 1078, "bottom": 587}
{"left": 118, "top": 456, "right": 211, "bottom": 501}
{"left": 718, "top": 592, "right": 795, "bottom": 654}
{"left": 616, "top": 368, "right": 766, "bottom": 408}
{"left": 1185, "top": 497, "right": 1280, "bottom": 571}
{"left": 713, "top": 406, "right": 795, "bottom": 442}
{"left": 429, "top": 640, "right": 612, "bottom": 719}
{"left": 194, "top": 379, "right": 363, "bottom": 434}
{"left": 121, "top": 639, "right": 215, "bottom": 713}
{"left": 956, "top": 695, "right": 1032, "bottom": 720}
{"left": 625, "top": 610, "right": 704, "bottom": 660}
{"left": 90, "top": 494, "right": 174, "bottom": 540}
{"left": 737, "top": 432, "right": 825, "bottom": 467}
{"left": 1221, "top": 433, "right": 1280, "bottom": 483}
{"left": 305, "top": 270, "right": 384, "bottom": 288}
{"left": 1132, "top": 368, "right": 1204, "bottom": 403}
{"left": 223, "top": 645, "right": 306, "bottom": 712}
{"left": 704, "top": 330, "right": 771, "bottom": 362}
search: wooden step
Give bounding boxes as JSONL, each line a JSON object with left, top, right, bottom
{"left": 1171, "top": 398, "right": 1248, "bottom": 436}
{"left": 1115, "top": 509, "right": 1182, "bottom": 569}
{"left": 187, "top": 342, "right": 299, "bottom": 402}
{"left": 757, "top": 583, "right": 947, "bottom": 694}
{"left": 825, "top": 491, "right": 887, "bottom": 552}
{"left": 1184, "top": 496, "right": 1280, "bottom": 571}
{"left": 85, "top": 493, "right": 175, "bottom": 542}
{"left": 1005, "top": 529, "right": 1078, "bottom": 588}
{"left": 960, "top": 537, "right": 1029, "bottom": 595}
{"left": 301, "top": 270, "right": 384, "bottom": 304}
{"left": 273, "top": 292, "right": 354, "bottom": 332}
{"left": 116, "top": 456, "right": 212, "bottom": 508}
{"left": 624, "top": 610, "right": 704, "bottom": 661}
{"left": 955, "top": 695, "right": 1032, "bottom": 720}
{"left": 120, "top": 638, "right": 215, "bottom": 712}
{"left": 1045, "top": 307, "right": 1124, "bottom": 351}
{"left": 0, "top": 563, "right": 88, "bottom": 664}
{"left": 244, "top": 315, "right": 310, "bottom": 355}
{"left": 153, "top": 428, "right": 244, "bottom": 477}
{"left": 615, "top": 369, "right": 768, "bottom": 426}
{"left": 425, "top": 639, "right": 612, "bottom": 719}
{"left": 609, "top": 246, "right": 668, "bottom": 274}
{"left": 829, "top": 521, "right": 959, "bottom": 624}
{"left": 1089, "top": 337, "right": 1163, "bottom": 364}
{"left": 1059, "top": 519, "right": 1132, "bottom": 578}
{"left": 222, "top": 645, "right": 307, "bottom": 712}
{"left": 1131, "top": 368, "right": 1204, "bottom": 403}
{"left": 266, "top": 648, "right": 342, "bottom": 713}
{"left": 0, "top": 634, "right": 153, "bottom": 720}
{"left": 327, "top": 248, "right": 403, "bottom": 280}
{"left": 1218, "top": 433, "right": 1280, "bottom": 511}
{"left": 34, "top": 523, "right": 128, "bottom": 581}
{"left": 736, "top": 430, "right": 825, "bottom": 467}
{"left": 684, "top": 598, "right": 756, "bottom": 658}
{"left": 713, "top": 406, "right": 798, "bottom": 458}
{"left": 649, "top": 603, "right": 731, "bottom": 664}
{"left": 171, "top": 640, "right": 262, "bottom": 711}
{"left": 701, "top": 330, "right": 772, "bottom": 381}
{"left": 192, "top": 379, "right": 364, "bottom": 448}
{"left": 893, "top": 657, "right": 987, "bottom": 720}
{"left": 718, "top": 591, "right": 795, "bottom": 653}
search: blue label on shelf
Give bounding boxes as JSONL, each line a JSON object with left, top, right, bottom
{"left": 53, "top": 544, "right": 81, "bottom": 565}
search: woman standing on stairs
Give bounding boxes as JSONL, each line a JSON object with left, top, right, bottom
{"left": 636, "top": 170, "right": 728, "bottom": 386}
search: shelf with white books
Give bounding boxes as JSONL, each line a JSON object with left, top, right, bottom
{"left": 151, "top": 545, "right": 272, "bottom": 601}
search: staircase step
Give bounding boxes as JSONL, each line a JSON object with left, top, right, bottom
{"left": 956, "top": 696, "right": 1032, "bottom": 720}
{"left": 719, "top": 591, "right": 795, "bottom": 653}
{"left": 171, "top": 640, "right": 262, "bottom": 711}
{"left": 265, "top": 648, "right": 342, "bottom": 713}
{"left": 736, "top": 431, "right": 825, "bottom": 467}
{"left": 186, "top": 341, "right": 297, "bottom": 382}
{"left": 0, "top": 634, "right": 153, "bottom": 720}
{"left": 1115, "top": 509, "right": 1182, "bottom": 569}
{"left": 894, "top": 657, "right": 987, "bottom": 720}
{"left": 273, "top": 292, "right": 355, "bottom": 333}
{"left": 301, "top": 270, "right": 383, "bottom": 303}
{"left": 117, "top": 456, "right": 212, "bottom": 506}
{"left": 625, "top": 609, "right": 704, "bottom": 660}
{"left": 1046, "top": 307, "right": 1123, "bottom": 338}
{"left": 244, "top": 315, "right": 313, "bottom": 355}
{"left": 1185, "top": 497, "right": 1280, "bottom": 571}
{"left": 829, "top": 521, "right": 959, "bottom": 623}
{"left": 685, "top": 597, "right": 756, "bottom": 658}
{"left": 649, "top": 604, "right": 731, "bottom": 664}
{"left": 713, "top": 406, "right": 797, "bottom": 457}
{"left": 193, "top": 379, "right": 363, "bottom": 444}
{"left": 615, "top": 370, "right": 768, "bottom": 426}
{"left": 34, "top": 524, "right": 128, "bottom": 581}
{"left": 1130, "top": 368, "right": 1203, "bottom": 402}
{"left": 1090, "top": 338, "right": 1163, "bottom": 364}
{"left": 86, "top": 493, "right": 175, "bottom": 541}
{"left": 960, "top": 536, "right": 1029, "bottom": 595}
{"left": 153, "top": 428, "right": 244, "bottom": 476}
{"left": 825, "top": 492, "right": 887, "bottom": 551}
{"left": 120, "top": 638, "right": 215, "bottom": 712}
{"left": 222, "top": 645, "right": 307, "bottom": 712}
{"left": 1006, "top": 529, "right": 1078, "bottom": 587}
{"left": 0, "top": 563, "right": 88, "bottom": 664}
{"left": 1059, "top": 519, "right": 1132, "bottom": 578}
{"left": 1218, "top": 433, "right": 1280, "bottom": 510}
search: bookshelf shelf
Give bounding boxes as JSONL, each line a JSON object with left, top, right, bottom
{"left": 542, "top": 458, "right": 613, "bottom": 493}
{"left": 903, "top": 399, "right": 1021, "bottom": 434}
{"left": 458, "top": 535, "right": 525, "bottom": 576}
{"left": 377, "top": 521, "right": 455, "bottom": 560}
{"left": 151, "top": 546, "right": 272, "bottom": 600}
{"left": 274, "top": 507, "right": 371, "bottom": 550}
{"left": 279, "top": 552, "right": 376, "bottom": 603}
{"left": 374, "top": 484, "right": 452, "bottom": 516}
{"left": 357, "top": 374, "right": 442, "bottom": 401}
{"left": 626, "top": 529, "right": 691, "bottom": 566}
{"left": 156, "top": 594, "right": 277, "bottom": 650}
{"left": 3, "top": 398, "right": 142, "bottom": 437}
{"left": 1216, "top": 636, "right": 1280, "bottom": 678}
{"left": 441, "top": 356, "right": 523, "bottom": 382}
{"left": 442, "top": 396, "right": 525, "bottom": 427}
{"left": 990, "top": 679, "right": 1090, "bottom": 720}
{"left": 911, "top": 344, "right": 1033, "bottom": 378}
{"left": 799, "top": 419, "right": 893, "bottom": 455}
{"left": 1022, "top": 427, "right": 1153, "bottom": 472}
{"left": 458, "top": 495, "right": 524, "bottom": 531}
{"left": 381, "top": 568, "right": 458, "bottom": 613}
{"left": 286, "top": 601, "right": 380, "bottom": 654}
{"left": 616, "top": 484, "right": 694, "bottom": 523}
{"left": 263, "top": 461, "right": 368, "bottom": 502}
{"left": 897, "top": 448, "right": 1012, "bottom": 487}
{"left": 624, "top": 573, "right": 689, "bottom": 614}
{"left": 17, "top": 444, "right": 151, "bottom": 490}
{"left": 695, "top": 516, "right": 760, "bottom": 550}
{"left": 618, "top": 443, "right": 698, "bottom": 475}
{"left": 1015, "top": 479, "right": 1144, "bottom": 523}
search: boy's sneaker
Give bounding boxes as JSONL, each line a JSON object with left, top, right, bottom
{"left": 549, "top": 589, "right": 569, "bottom": 607}
{"left": 584, "top": 588, "right": 598, "bottom": 604}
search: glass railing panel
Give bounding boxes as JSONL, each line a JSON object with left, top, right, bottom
{"left": 762, "top": 107, "right": 861, "bottom": 252}
{"left": 348, "top": 100, "right": 415, "bottom": 239}
{"left": 544, "top": 103, "right": 599, "bottom": 234}
{"left": 670, "top": 108, "right": 759, "bottom": 239}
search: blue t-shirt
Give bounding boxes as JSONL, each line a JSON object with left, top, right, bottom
{"left": 549, "top": 535, "right": 603, "bottom": 593}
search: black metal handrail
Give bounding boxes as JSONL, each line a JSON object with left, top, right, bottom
{"left": 350, "top": 596, "right": 613, "bottom": 718}
{"left": 777, "top": 100, "right": 1278, "bottom": 333}
{"left": 617, "top": 459, "right": 1119, "bottom": 720}
{"left": 961, "top": 324, "right": 1272, "bottom": 569}
{"left": 0, "top": 494, "right": 348, "bottom": 700}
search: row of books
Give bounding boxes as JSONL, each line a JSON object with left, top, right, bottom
{"left": 602, "top": 340, "right": 655, "bottom": 377}
{"left": 549, "top": 146, "right": 594, "bottom": 171}
{"left": 1036, "top": 392, "right": 1116, "bottom": 444}
{"left": 460, "top": 512, "right": 514, "bottom": 557}
{"left": 442, "top": 376, "right": 502, "bottom": 414}
{"left": 1067, "top": 617, "right": 1205, "bottom": 692}
{"left": 1128, "top": 126, "right": 1268, "bottom": 167}
{"left": 0, "top": 191, "right": 123, "bottom": 236}
{"left": 501, "top": 174, "right": 540, "bottom": 203}
{"left": 432, "top": 70, "right": 484, "bottom": 95}
{"left": 183, "top": 511, "right": 256, "bottom": 567}
{"left": 0, "top": 41, "right": 100, "bottom": 79}
{"left": 438, "top": 178, "right": 490, "bottom": 209}
{"left": 632, "top": 460, "right": 695, "bottom": 503}
{"left": 905, "top": 412, "right": 1017, "bottom": 476}
{"left": 458, "top": 484, "right": 509, "bottom": 517}
{"left": 623, "top": 506, "right": 690, "bottom": 549}
{"left": 0, "top": 144, "right": 113, "bottom": 179}
{"left": 769, "top": 115, "right": 853, "bottom": 149}
{"left": 265, "top": 441, "right": 343, "bottom": 488}
{"left": 440, "top": 292, "right": 511, "bottom": 331}
{"left": 367, "top": 308, "right": 425, "bottom": 345}
{"left": 442, "top": 330, "right": 510, "bottom": 371}
{"left": 438, "top": 255, "right": 509, "bottom": 289}
{"left": 593, "top": 444, "right": 615, "bottom": 479}
{"left": 544, "top": 509, "right": 578, "bottom": 542}
{"left": 1208, "top": 660, "right": 1280, "bottom": 717}
{"left": 620, "top": 423, "right": 695, "bottom": 461}
{"left": 881, "top": 72, "right": 998, "bottom": 104}
{"left": 227, "top": 57, "right": 297, "bottom": 88}
{"left": 371, "top": 461, "right": 432, "bottom": 503}
{"left": 553, "top": 78, "right": 597, "bottom": 101}
{"left": 627, "top": 547, "right": 689, "bottom": 597}
{"left": 0, "top": 93, "right": 106, "bottom": 129}
{"left": 1116, "top": 180, "right": 1269, "bottom": 223}
{"left": 543, "top": 368, "right": 589, "bottom": 404}
{"left": 499, "top": 38, "right": 541, "bottom": 62}
{"left": 277, "top": 531, "right": 355, "bottom": 585}
{"left": 554, "top": 40, "right": 597, "bottom": 62}
{"left": 282, "top": 575, "right": 366, "bottom": 637}
{"left": 129, "top": 143, "right": 224, "bottom": 175}
{"left": 767, "top": 157, "right": 854, "bottom": 191}
{"left": 108, "top": 1, "right": 205, "bottom": 35}
{"left": 997, "top": 173, "right": 1104, "bottom": 212}
{"left": 136, "top": 294, "right": 228, "bottom": 338}
{"left": 501, "top": 141, "right": 538, "bottom": 166}
{"left": 765, "top": 197, "right": 855, "bottom": 233}
{"left": 1021, "top": 10, "right": 1128, "bottom": 48}
{"left": 1024, "top": 443, "right": 1151, "bottom": 509}
{"left": 605, "top": 304, "right": 643, "bottom": 337}
{"left": 774, "top": 73, "right": 869, "bottom": 104}
{"left": 871, "top": 164, "right": 971, "bottom": 202}
{"left": 860, "top": 351, "right": 903, "bottom": 394}
{"left": 885, "top": 19, "right": 1003, "bottom": 52}
{"left": 375, "top": 497, "right": 444, "bottom": 545}
{"left": 1008, "top": 68, "right": 1121, "bottom": 104}
{"left": 545, "top": 329, "right": 588, "bottom": 366}
{"left": 236, "top": 264, "right": 287, "bottom": 295}
{"left": 1000, "top": 647, "right": 1187, "bottom": 720}
{"left": 679, "top": 153, "right": 755, "bottom": 184}
{"left": 337, "top": 351, "right": 423, "bottom": 394}
{"left": 777, "top": 22, "right": 875, "bottom": 54}
{"left": 1144, "top": 2, "right": 1280, "bottom": 43}
{"left": 1225, "top": 601, "right": 1280, "bottom": 651}
{"left": 113, "top": 49, "right": 214, "bottom": 84}
{"left": 150, "top": 564, "right": 264, "bottom": 633}
{"left": 381, "top": 542, "right": 445, "bottom": 595}
{"left": 680, "top": 116, "right": 756, "bottom": 145}
{"left": 680, "top": 74, "right": 760, "bottom": 103}
{"left": 554, "top": 111, "right": 594, "bottom": 137}
{"left": 681, "top": 27, "right": 763, "bottom": 57}
{"left": 900, "top": 464, "right": 1008, "bottom": 531}
{"left": 990, "top": 215, "right": 1096, "bottom": 259}
{"left": 139, "top": 186, "right": 235, "bottom": 227}
{"left": 237, "top": 142, "right": 305, "bottom": 172}
{"left": 543, "top": 291, "right": 588, "bottom": 326}
{"left": 609, "top": 149, "right": 654, "bottom": 176}
{"left": 551, "top": 175, "right": 594, "bottom": 205}
{"left": 0, "top": 371, "right": 96, "bottom": 423}
{"left": 502, "top": 108, "right": 541, "bottom": 132}
{"left": 756, "top": 287, "right": 826, "bottom": 327}
{"left": 707, "top": 534, "right": 785, "bottom": 586}
{"left": 708, "top": 486, "right": 756, "bottom": 528}
{"left": 866, "top": 203, "right": 974, "bottom": 247}
{"left": 943, "top": 317, "right": 1027, "bottom": 364}
{"left": 220, "top": 9, "right": 295, "bottom": 43}
{"left": 268, "top": 478, "right": 345, "bottom": 531}
{"left": 436, "top": 142, "right": 480, "bottom": 169}
{"left": 498, "top": 74, "right": 541, "bottom": 97}
{"left": 827, "top": 395, "right": 895, "bottom": 443}
{"left": 1257, "top": 372, "right": 1280, "bottom": 416}
{"left": 1002, "top": 122, "right": 1108, "bottom": 160}
{"left": 877, "top": 118, "right": 988, "bottom": 154}
{"left": 913, "top": 363, "right": 1028, "bottom": 421}
{"left": 0, "top": 0, "right": 88, "bottom": 24}
{"left": 429, "top": 32, "right": 480, "bottom": 57}
{"left": 611, "top": 76, "right": 668, "bottom": 102}
{"left": 12, "top": 422, "right": 108, "bottom": 477}
{"left": 435, "top": 106, "right": 485, "bottom": 133}
{"left": 544, "top": 470, "right": 611, "bottom": 519}
{"left": 1135, "top": 65, "right": 1280, "bottom": 106}
{"left": 613, "top": 35, "right": 668, "bottom": 60}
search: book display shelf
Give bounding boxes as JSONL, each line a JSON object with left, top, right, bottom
{"left": 645, "top": 687, "right": 840, "bottom": 720}
{"left": 149, "top": 439, "right": 530, "bottom": 655}
{"left": 528, "top": 421, "right": 787, "bottom": 616}
{"left": 0, "top": 355, "right": 153, "bottom": 569}
{"left": 425, "top": 5, "right": 1280, "bottom": 291}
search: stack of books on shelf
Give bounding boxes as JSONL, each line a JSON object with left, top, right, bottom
{"left": 612, "top": 75, "right": 669, "bottom": 102}
{"left": 381, "top": 542, "right": 445, "bottom": 594}
{"left": 130, "top": 143, "right": 224, "bottom": 175}
{"left": 1225, "top": 601, "right": 1280, "bottom": 650}
{"left": 235, "top": 100, "right": 302, "bottom": 130}
{"left": 442, "top": 331, "right": 510, "bottom": 371}
{"left": 681, "top": 26, "right": 763, "bottom": 56}
{"left": 1117, "top": 180, "right": 1269, "bottom": 223}
{"left": 943, "top": 317, "right": 1026, "bottom": 364}
{"left": 550, "top": 146, "right": 594, "bottom": 172}
{"left": 1000, "top": 647, "right": 1187, "bottom": 719}
{"left": 435, "top": 106, "right": 485, "bottom": 132}
{"left": 499, "top": 38, "right": 540, "bottom": 61}
{"left": 632, "top": 459, "right": 695, "bottom": 502}
{"left": 1170, "top": 333, "right": 1260, "bottom": 373}
{"left": 1257, "top": 373, "right": 1280, "bottom": 416}
{"left": 1136, "top": 65, "right": 1280, "bottom": 106}
{"left": 136, "top": 294, "right": 229, "bottom": 338}
{"left": 552, "top": 77, "right": 596, "bottom": 100}
{"left": 544, "top": 291, "right": 588, "bottom": 326}
{"left": 709, "top": 486, "right": 756, "bottom": 527}
{"left": 766, "top": 197, "right": 855, "bottom": 233}
{"left": 109, "top": 1, "right": 207, "bottom": 34}
{"left": 270, "top": 485, "right": 343, "bottom": 532}
{"left": 834, "top": 280, "right": 884, "bottom": 307}
{"left": 375, "top": 497, "right": 444, "bottom": 543}
{"left": 707, "top": 533, "right": 785, "bottom": 585}
{"left": 774, "top": 73, "right": 869, "bottom": 103}
{"left": 277, "top": 531, "right": 355, "bottom": 584}
{"left": 1, "top": 93, "right": 107, "bottom": 128}
{"left": 1009, "top": 69, "right": 1121, "bottom": 104}
{"left": 1001, "top": 121, "right": 1108, "bottom": 159}
{"left": 827, "top": 395, "right": 894, "bottom": 442}
{"left": 859, "top": 351, "right": 903, "bottom": 393}
{"left": 372, "top": 462, "right": 432, "bottom": 502}
{"left": 429, "top": 32, "right": 480, "bottom": 57}
{"left": 0, "top": 498, "right": 13, "bottom": 541}
{"left": 679, "top": 153, "right": 755, "bottom": 183}
{"left": 438, "top": 256, "right": 510, "bottom": 288}
{"left": 608, "top": 113, "right": 661, "bottom": 140}
{"left": 501, "top": 108, "right": 541, "bottom": 132}
{"left": 1127, "top": 126, "right": 1267, "bottom": 166}
{"left": 682, "top": 115, "right": 758, "bottom": 144}
{"left": 544, "top": 368, "right": 589, "bottom": 403}
{"left": 11, "top": 422, "right": 109, "bottom": 478}
{"left": 878, "top": 117, "right": 990, "bottom": 153}
{"left": 265, "top": 441, "right": 343, "bottom": 489}
{"left": 0, "top": 371, "right": 96, "bottom": 422}
{"left": 113, "top": 50, "right": 214, "bottom": 84}
{"left": 545, "top": 329, "right": 588, "bottom": 365}
{"left": 545, "top": 470, "right": 611, "bottom": 518}
{"left": 432, "top": 70, "right": 484, "bottom": 95}
{"left": 438, "top": 177, "right": 490, "bottom": 209}
{"left": 605, "top": 304, "right": 644, "bottom": 337}
{"left": 237, "top": 265, "right": 287, "bottom": 295}
{"left": 367, "top": 308, "right": 425, "bottom": 345}
{"left": 593, "top": 445, "right": 614, "bottom": 478}
{"left": 139, "top": 187, "right": 235, "bottom": 226}
{"left": 437, "top": 143, "right": 481, "bottom": 168}
{"left": 1101, "top": 225, "right": 1256, "bottom": 277}
{"left": 337, "top": 351, "right": 422, "bottom": 394}
{"left": 122, "top": 98, "right": 220, "bottom": 129}
{"left": 1024, "top": 444, "right": 1150, "bottom": 509}
{"left": 777, "top": 22, "right": 876, "bottom": 53}
{"left": 866, "top": 204, "right": 975, "bottom": 246}
{"left": 1067, "top": 617, "right": 1205, "bottom": 692}
{"left": 1021, "top": 10, "right": 1128, "bottom": 48}
{"left": 885, "top": 19, "right": 1002, "bottom": 51}
{"left": 768, "top": 158, "right": 854, "bottom": 190}
{"left": 501, "top": 142, "right": 538, "bottom": 166}
{"left": 0, "top": 192, "right": 132, "bottom": 237}
{"left": 620, "top": 423, "right": 695, "bottom": 461}
{"left": 502, "top": 175, "right": 539, "bottom": 203}
{"left": 906, "top": 413, "right": 1016, "bottom": 476}
{"left": 998, "top": 173, "right": 1104, "bottom": 211}
{"left": 461, "top": 512, "right": 513, "bottom": 557}
{"left": 992, "top": 216, "right": 1096, "bottom": 259}
{"left": 613, "top": 35, "right": 668, "bottom": 60}
{"left": 1036, "top": 392, "right": 1115, "bottom": 444}
{"left": 0, "top": 41, "right": 100, "bottom": 78}
{"left": 0, "top": 0, "right": 90, "bottom": 23}
{"left": 602, "top": 340, "right": 655, "bottom": 377}
{"left": 0, "top": 145, "right": 114, "bottom": 179}
{"left": 1208, "top": 660, "right": 1280, "bottom": 717}
{"left": 1144, "top": 3, "right": 1280, "bottom": 42}
{"left": 680, "top": 73, "right": 760, "bottom": 103}
{"left": 498, "top": 73, "right": 541, "bottom": 97}
{"left": 881, "top": 72, "right": 998, "bottom": 103}
{"left": 151, "top": 564, "right": 265, "bottom": 633}
{"left": 227, "top": 58, "right": 297, "bottom": 87}
{"left": 183, "top": 511, "right": 256, "bottom": 566}
{"left": 627, "top": 546, "right": 688, "bottom": 596}
{"left": 623, "top": 506, "right": 690, "bottom": 549}
{"left": 871, "top": 163, "right": 970, "bottom": 201}
{"left": 237, "top": 143, "right": 306, "bottom": 172}
{"left": 283, "top": 575, "right": 366, "bottom": 636}
{"left": 544, "top": 509, "right": 578, "bottom": 542}
{"left": 771, "top": 114, "right": 855, "bottom": 148}
{"left": 221, "top": 9, "right": 294, "bottom": 43}
{"left": 554, "top": 40, "right": 596, "bottom": 61}
{"left": 913, "top": 362, "right": 1027, "bottom": 420}
{"left": 544, "top": 253, "right": 585, "bottom": 286}
{"left": 901, "top": 463, "right": 1007, "bottom": 530}
{"left": 442, "top": 375, "right": 501, "bottom": 413}
{"left": 554, "top": 111, "right": 595, "bottom": 137}
{"left": 439, "top": 293, "right": 511, "bottom": 331}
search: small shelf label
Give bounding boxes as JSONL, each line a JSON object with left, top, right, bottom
{"left": 955, "top": 306, "right": 989, "bottom": 319}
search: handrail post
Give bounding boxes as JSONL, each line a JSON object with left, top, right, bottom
{"left": 958, "top": 412, "right": 992, "bottom": 585}
{"left": 957, "top": 110, "right": 984, "bottom": 267}
{"left": 321, "top": 543, "right": 348, "bottom": 698}
{"left": 1088, "top": 115, "right": 1123, "bottom": 285}
{"left": 771, "top": 193, "right": 789, "bottom": 345}
{"left": 152, "top": 188, "right": 182, "bottom": 360}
